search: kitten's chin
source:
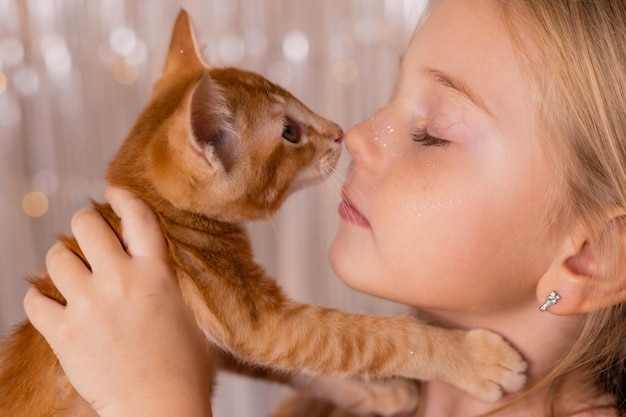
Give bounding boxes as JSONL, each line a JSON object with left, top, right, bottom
{"left": 289, "top": 152, "right": 341, "bottom": 194}
{"left": 288, "top": 177, "right": 323, "bottom": 195}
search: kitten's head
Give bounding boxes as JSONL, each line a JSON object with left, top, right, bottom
{"left": 106, "top": 9, "right": 343, "bottom": 223}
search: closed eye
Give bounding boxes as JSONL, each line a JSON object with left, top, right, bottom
{"left": 282, "top": 119, "right": 300, "bottom": 144}
{"left": 411, "top": 128, "right": 449, "bottom": 148}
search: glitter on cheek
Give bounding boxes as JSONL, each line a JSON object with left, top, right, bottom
{"left": 401, "top": 166, "right": 464, "bottom": 219}
{"left": 367, "top": 114, "right": 401, "bottom": 154}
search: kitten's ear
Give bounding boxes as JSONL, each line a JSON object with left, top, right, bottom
{"left": 163, "top": 9, "right": 208, "bottom": 76}
{"left": 189, "top": 72, "right": 239, "bottom": 172}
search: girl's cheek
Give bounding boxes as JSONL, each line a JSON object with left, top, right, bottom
{"left": 391, "top": 167, "right": 465, "bottom": 223}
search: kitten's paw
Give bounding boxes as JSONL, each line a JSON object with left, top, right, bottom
{"left": 298, "top": 375, "right": 420, "bottom": 417}
{"left": 339, "top": 378, "right": 420, "bottom": 417}
{"left": 454, "top": 328, "right": 527, "bottom": 402}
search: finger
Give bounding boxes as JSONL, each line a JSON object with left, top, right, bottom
{"left": 70, "top": 206, "right": 127, "bottom": 271}
{"left": 23, "top": 286, "right": 65, "bottom": 345}
{"left": 105, "top": 186, "right": 167, "bottom": 258}
{"left": 45, "top": 241, "right": 91, "bottom": 300}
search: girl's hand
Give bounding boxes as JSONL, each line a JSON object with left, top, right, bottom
{"left": 24, "top": 187, "right": 214, "bottom": 417}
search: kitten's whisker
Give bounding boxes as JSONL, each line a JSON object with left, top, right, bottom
{"left": 267, "top": 217, "right": 279, "bottom": 237}
{"left": 263, "top": 198, "right": 281, "bottom": 237}
{"left": 327, "top": 173, "right": 345, "bottom": 198}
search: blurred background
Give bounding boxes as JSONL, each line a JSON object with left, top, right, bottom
{"left": 0, "top": 0, "right": 425, "bottom": 415}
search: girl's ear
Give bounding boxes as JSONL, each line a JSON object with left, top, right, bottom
{"left": 537, "top": 215, "right": 626, "bottom": 314}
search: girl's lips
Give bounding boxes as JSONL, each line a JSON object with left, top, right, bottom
{"left": 338, "top": 194, "right": 371, "bottom": 227}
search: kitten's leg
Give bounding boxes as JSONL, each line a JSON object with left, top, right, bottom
{"left": 181, "top": 275, "right": 526, "bottom": 403}
{"left": 289, "top": 374, "right": 420, "bottom": 417}
{"left": 217, "top": 351, "right": 420, "bottom": 417}
{"left": 0, "top": 321, "right": 96, "bottom": 417}
{"left": 271, "top": 391, "right": 357, "bottom": 417}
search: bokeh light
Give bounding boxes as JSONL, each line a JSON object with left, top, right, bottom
{"left": 333, "top": 59, "right": 358, "bottom": 84}
{"left": 113, "top": 59, "right": 139, "bottom": 85}
{"left": 22, "top": 191, "right": 49, "bottom": 217}
{"left": 110, "top": 27, "right": 137, "bottom": 57}
{"left": 41, "top": 33, "right": 72, "bottom": 77}
{"left": 127, "top": 39, "right": 147, "bottom": 65}
{"left": 282, "top": 31, "right": 309, "bottom": 63}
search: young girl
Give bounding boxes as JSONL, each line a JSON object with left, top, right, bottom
{"left": 23, "top": 0, "right": 626, "bottom": 415}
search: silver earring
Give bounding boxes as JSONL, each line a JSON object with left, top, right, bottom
{"left": 539, "top": 291, "right": 561, "bottom": 312}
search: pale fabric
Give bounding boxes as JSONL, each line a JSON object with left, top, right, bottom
{"left": 0, "top": 1, "right": 424, "bottom": 415}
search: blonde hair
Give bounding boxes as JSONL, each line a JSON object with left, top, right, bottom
{"left": 496, "top": 0, "right": 626, "bottom": 414}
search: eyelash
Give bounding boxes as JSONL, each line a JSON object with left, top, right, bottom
{"left": 410, "top": 128, "right": 450, "bottom": 148}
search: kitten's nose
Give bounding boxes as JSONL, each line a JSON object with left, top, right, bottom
{"left": 332, "top": 124, "right": 344, "bottom": 144}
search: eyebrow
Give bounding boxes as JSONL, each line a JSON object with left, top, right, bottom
{"left": 423, "top": 68, "right": 495, "bottom": 119}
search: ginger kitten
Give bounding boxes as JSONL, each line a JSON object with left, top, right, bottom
{"left": 0, "top": 10, "right": 526, "bottom": 417}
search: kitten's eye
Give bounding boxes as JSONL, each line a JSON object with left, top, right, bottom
{"left": 282, "top": 120, "right": 300, "bottom": 144}
{"left": 411, "top": 128, "right": 449, "bottom": 148}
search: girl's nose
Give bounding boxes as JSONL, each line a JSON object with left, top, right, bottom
{"left": 345, "top": 113, "right": 387, "bottom": 171}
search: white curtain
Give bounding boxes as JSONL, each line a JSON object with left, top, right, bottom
{"left": 0, "top": 1, "right": 425, "bottom": 415}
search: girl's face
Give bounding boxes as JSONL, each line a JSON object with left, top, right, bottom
{"left": 330, "top": 0, "right": 562, "bottom": 314}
